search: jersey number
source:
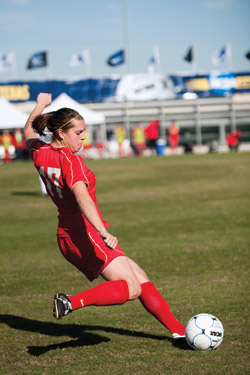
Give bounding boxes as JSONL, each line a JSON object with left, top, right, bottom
{"left": 39, "top": 167, "right": 63, "bottom": 199}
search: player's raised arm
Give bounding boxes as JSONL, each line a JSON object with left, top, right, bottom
{"left": 24, "top": 93, "right": 52, "bottom": 147}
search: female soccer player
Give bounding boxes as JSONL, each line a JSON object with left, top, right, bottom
{"left": 24, "top": 93, "right": 185, "bottom": 340}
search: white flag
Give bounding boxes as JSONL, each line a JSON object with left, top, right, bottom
{"left": 147, "top": 45, "right": 160, "bottom": 73}
{"left": 0, "top": 52, "right": 15, "bottom": 72}
{"left": 69, "top": 49, "right": 91, "bottom": 67}
{"left": 211, "top": 44, "right": 231, "bottom": 66}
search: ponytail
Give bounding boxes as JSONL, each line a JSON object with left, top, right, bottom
{"left": 32, "top": 108, "right": 83, "bottom": 140}
{"left": 32, "top": 113, "right": 54, "bottom": 136}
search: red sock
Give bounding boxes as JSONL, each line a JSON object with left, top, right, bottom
{"left": 139, "top": 282, "right": 185, "bottom": 335}
{"left": 68, "top": 280, "right": 129, "bottom": 310}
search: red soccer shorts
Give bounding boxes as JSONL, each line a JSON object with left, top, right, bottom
{"left": 57, "top": 229, "right": 126, "bottom": 281}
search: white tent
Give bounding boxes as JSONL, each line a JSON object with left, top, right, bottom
{"left": 0, "top": 96, "right": 28, "bottom": 129}
{"left": 44, "top": 93, "right": 105, "bottom": 125}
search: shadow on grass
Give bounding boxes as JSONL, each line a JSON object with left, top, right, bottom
{"left": 11, "top": 191, "right": 43, "bottom": 197}
{"left": 0, "top": 314, "right": 190, "bottom": 356}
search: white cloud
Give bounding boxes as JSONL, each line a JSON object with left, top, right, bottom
{"left": 204, "top": 0, "right": 235, "bottom": 10}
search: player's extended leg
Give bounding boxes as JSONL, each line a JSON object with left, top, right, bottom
{"left": 126, "top": 258, "right": 185, "bottom": 337}
{"left": 71, "top": 255, "right": 185, "bottom": 337}
{"left": 54, "top": 256, "right": 185, "bottom": 337}
{"left": 53, "top": 256, "right": 141, "bottom": 319}
{"left": 53, "top": 279, "right": 130, "bottom": 319}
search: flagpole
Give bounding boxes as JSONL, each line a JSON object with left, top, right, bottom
{"left": 193, "top": 44, "right": 198, "bottom": 74}
{"left": 47, "top": 51, "right": 53, "bottom": 79}
{"left": 155, "top": 45, "right": 161, "bottom": 74}
{"left": 12, "top": 51, "right": 17, "bottom": 81}
{"left": 47, "top": 65, "right": 53, "bottom": 79}
{"left": 83, "top": 48, "right": 91, "bottom": 77}
{"left": 123, "top": 0, "right": 130, "bottom": 74}
{"left": 86, "top": 49, "right": 92, "bottom": 77}
{"left": 86, "top": 62, "right": 92, "bottom": 77}
{"left": 227, "top": 42, "right": 233, "bottom": 71}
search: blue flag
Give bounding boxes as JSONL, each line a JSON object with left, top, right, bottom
{"left": 107, "top": 50, "right": 125, "bottom": 67}
{"left": 27, "top": 51, "right": 48, "bottom": 69}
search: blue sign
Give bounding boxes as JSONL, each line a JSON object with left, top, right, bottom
{"left": 170, "top": 71, "right": 250, "bottom": 98}
{"left": 0, "top": 78, "right": 120, "bottom": 103}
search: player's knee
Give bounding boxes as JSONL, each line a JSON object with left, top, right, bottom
{"left": 128, "top": 282, "right": 142, "bottom": 300}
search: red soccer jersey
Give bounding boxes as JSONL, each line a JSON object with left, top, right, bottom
{"left": 145, "top": 120, "right": 159, "bottom": 140}
{"left": 30, "top": 140, "right": 109, "bottom": 233}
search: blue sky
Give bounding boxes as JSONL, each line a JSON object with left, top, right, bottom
{"left": 1, "top": 0, "right": 250, "bottom": 81}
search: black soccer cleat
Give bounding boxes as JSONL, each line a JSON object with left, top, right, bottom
{"left": 53, "top": 293, "right": 72, "bottom": 319}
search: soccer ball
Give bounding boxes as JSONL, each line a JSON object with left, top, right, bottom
{"left": 185, "top": 313, "right": 224, "bottom": 350}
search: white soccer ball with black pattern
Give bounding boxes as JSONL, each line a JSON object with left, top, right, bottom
{"left": 185, "top": 313, "right": 224, "bottom": 350}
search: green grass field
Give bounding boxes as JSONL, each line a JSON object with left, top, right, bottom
{"left": 0, "top": 152, "right": 249, "bottom": 375}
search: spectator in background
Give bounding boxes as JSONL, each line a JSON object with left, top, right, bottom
{"left": 12, "top": 129, "right": 26, "bottom": 161}
{"left": 0, "top": 130, "right": 12, "bottom": 163}
{"left": 131, "top": 124, "right": 146, "bottom": 156}
{"left": 168, "top": 121, "right": 180, "bottom": 154}
{"left": 115, "top": 124, "right": 126, "bottom": 157}
{"left": 95, "top": 125, "right": 106, "bottom": 159}
{"left": 145, "top": 120, "right": 160, "bottom": 155}
{"left": 129, "top": 128, "right": 136, "bottom": 156}
{"left": 226, "top": 129, "right": 241, "bottom": 151}
{"left": 82, "top": 126, "right": 92, "bottom": 158}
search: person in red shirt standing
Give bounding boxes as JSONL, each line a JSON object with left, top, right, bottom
{"left": 24, "top": 93, "right": 185, "bottom": 340}
{"left": 145, "top": 120, "right": 160, "bottom": 155}
{"left": 226, "top": 129, "right": 241, "bottom": 151}
{"left": 168, "top": 121, "right": 180, "bottom": 154}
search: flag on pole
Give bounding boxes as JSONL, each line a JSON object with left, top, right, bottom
{"left": 69, "top": 49, "right": 91, "bottom": 67}
{"left": 0, "top": 52, "right": 15, "bottom": 72}
{"left": 184, "top": 47, "right": 193, "bottom": 63}
{"left": 245, "top": 50, "right": 250, "bottom": 61}
{"left": 147, "top": 45, "right": 160, "bottom": 73}
{"left": 107, "top": 50, "right": 125, "bottom": 67}
{"left": 211, "top": 44, "right": 231, "bottom": 66}
{"left": 27, "top": 51, "right": 48, "bottom": 69}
